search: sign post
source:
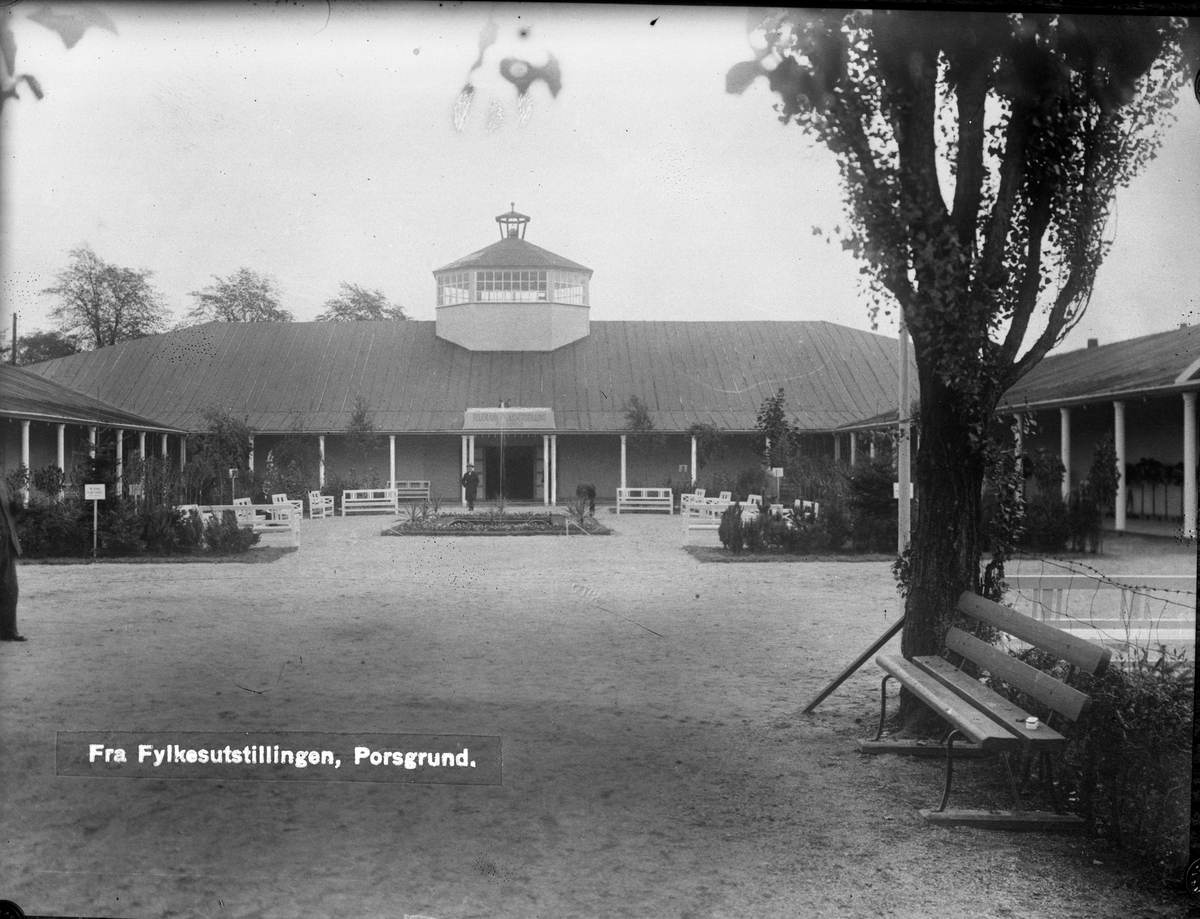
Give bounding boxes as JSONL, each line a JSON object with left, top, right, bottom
{"left": 85, "top": 484, "right": 105, "bottom": 558}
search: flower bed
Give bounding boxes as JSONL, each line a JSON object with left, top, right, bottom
{"left": 383, "top": 513, "right": 611, "bottom": 537}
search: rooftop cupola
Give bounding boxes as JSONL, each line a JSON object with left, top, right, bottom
{"left": 434, "top": 208, "right": 593, "bottom": 352}
{"left": 496, "top": 205, "right": 530, "bottom": 239}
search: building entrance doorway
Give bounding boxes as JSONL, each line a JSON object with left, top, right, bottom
{"left": 484, "top": 445, "right": 538, "bottom": 501}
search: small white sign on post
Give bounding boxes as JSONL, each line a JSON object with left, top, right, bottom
{"left": 769, "top": 467, "right": 784, "bottom": 478}
{"left": 85, "top": 484, "right": 105, "bottom": 557}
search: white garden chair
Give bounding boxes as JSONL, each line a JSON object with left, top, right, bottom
{"left": 308, "top": 490, "right": 334, "bottom": 519}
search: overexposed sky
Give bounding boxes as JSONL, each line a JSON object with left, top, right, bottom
{"left": 2, "top": 2, "right": 1197, "bottom": 352}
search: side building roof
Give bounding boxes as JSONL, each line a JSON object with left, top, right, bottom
{"left": 998, "top": 324, "right": 1200, "bottom": 412}
{"left": 27, "top": 320, "right": 916, "bottom": 435}
{"left": 0, "top": 363, "right": 183, "bottom": 432}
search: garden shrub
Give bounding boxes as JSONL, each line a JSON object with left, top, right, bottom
{"left": 205, "top": 510, "right": 261, "bottom": 554}
{"left": 844, "top": 457, "right": 897, "bottom": 552}
{"left": 989, "top": 647, "right": 1193, "bottom": 884}
{"left": 13, "top": 498, "right": 91, "bottom": 557}
{"left": 818, "top": 500, "right": 850, "bottom": 552}
{"left": 99, "top": 499, "right": 146, "bottom": 556}
{"left": 718, "top": 503, "right": 745, "bottom": 553}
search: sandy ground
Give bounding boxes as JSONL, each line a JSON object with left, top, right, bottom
{"left": 1, "top": 513, "right": 1194, "bottom": 919}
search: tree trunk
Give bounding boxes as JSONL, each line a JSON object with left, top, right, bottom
{"left": 899, "top": 373, "right": 989, "bottom": 727}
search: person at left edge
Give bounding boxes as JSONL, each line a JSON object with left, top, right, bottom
{"left": 0, "top": 478, "right": 25, "bottom": 642}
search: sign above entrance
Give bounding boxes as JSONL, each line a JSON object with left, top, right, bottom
{"left": 463, "top": 408, "right": 555, "bottom": 431}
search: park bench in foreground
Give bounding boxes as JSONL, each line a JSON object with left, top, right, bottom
{"left": 859, "top": 590, "right": 1110, "bottom": 830}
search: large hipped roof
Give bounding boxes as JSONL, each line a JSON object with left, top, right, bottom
{"left": 27, "top": 320, "right": 916, "bottom": 435}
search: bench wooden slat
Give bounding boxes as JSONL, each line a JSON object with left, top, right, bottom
{"left": 957, "top": 592, "right": 1111, "bottom": 676}
{"left": 875, "top": 655, "right": 1021, "bottom": 752}
{"left": 945, "top": 629, "right": 1092, "bottom": 722}
{"left": 912, "top": 656, "right": 1067, "bottom": 752}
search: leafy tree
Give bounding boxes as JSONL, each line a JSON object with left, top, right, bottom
{"left": 15, "top": 329, "right": 80, "bottom": 365}
{"left": 623, "top": 394, "right": 666, "bottom": 458}
{"left": 187, "top": 269, "right": 293, "bottom": 323}
{"left": 729, "top": 11, "right": 1191, "bottom": 720}
{"left": 185, "top": 408, "right": 253, "bottom": 504}
{"left": 755, "top": 388, "right": 801, "bottom": 468}
{"left": 345, "top": 395, "right": 378, "bottom": 461}
{"left": 43, "top": 245, "right": 169, "bottom": 348}
{"left": 685, "top": 422, "right": 726, "bottom": 473}
{"left": 316, "top": 283, "right": 408, "bottom": 321}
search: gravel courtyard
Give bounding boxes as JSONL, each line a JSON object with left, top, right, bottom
{"left": 1, "top": 512, "right": 1193, "bottom": 918}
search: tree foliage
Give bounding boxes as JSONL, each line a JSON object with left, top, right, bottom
{"left": 755, "top": 388, "right": 802, "bottom": 468}
{"left": 345, "top": 395, "right": 378, "bottom": 461}
{"left": 15, "top": 329, "right": 80, "bottom": 365}
{"left": 187, "top": 268, "right": 293, "bottom": 323}
{"left": 316, "top": 283, "right": 408, "bottom": 321}
{"left": 43, "top": 245, "right": 169, "bottom": 349}
{"left": 728, "top": 11, "right": 1190, "bottom": 709}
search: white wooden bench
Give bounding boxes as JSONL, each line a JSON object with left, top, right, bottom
{"left": 390, "top": 480, "right": 431, "bottom": 502}
{"left": 1006, "top": 574, "right": 1195, "bottom": 653}
{"left": 616, "top": 487, "right": 674, "bottom": 514}
{"left": 342, "top": 488, "right": 398, "bottom": 515}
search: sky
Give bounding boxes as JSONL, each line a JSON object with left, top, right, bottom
{"left": 2, "top": 2, "right": 1198, "bottom": 355}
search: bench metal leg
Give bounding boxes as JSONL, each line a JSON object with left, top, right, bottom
{"left": 872, "top": 675, "right": 892, "bottom": 742}
{"left": 936, "top": 729, "right": 962, "bottom": 812}
{"left": 1002, "top": 752, "right": 1023, "bottom": 812}
{"left": 1042, "top": 753, "right": 1063, "bottom": 814}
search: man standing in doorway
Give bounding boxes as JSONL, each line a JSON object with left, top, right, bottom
{"left": 0, "top": 478, "right": 25, "bottom": 642}
{"left": 461, "top": 464, "right": 480, "bottom": 512}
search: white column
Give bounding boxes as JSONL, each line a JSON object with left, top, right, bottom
{"left": 248, "top": 434, "right": 254, "bottom": 472}
{"left": 180, "top": 434, "right": 187, "bottom": 467}
{"left": 690, "top": 435, "right": 697, "bottom": 485}
{"left": 389, "top": 435, "right": 396, "bottom": 487}
{"left": 1183, "top": 392, "right": 1197, "bottom": 539}
{"left": 849, "top": 432, "right": 857, "bottom": 466}
{"left": 620, "top": 434, "right": 627, "bottom": 489}
{"left": 834, "top": 434, "right": 841, "bottom": 462}
{"left": 161, "top": 432, "right": 168, "bottom": 460}
{"left": 543, "top": 434, "right": 550, "bottom": 506}
{"left": 116, "top": 428, "right": 124, "bottom": 496}
{"left": 550, "top": 435, "right": 557, "bottom": 505}
{"left": 20, "top": 420, "right": 30, "bottom": 502}
{"left": 139, "top": 430, "right": 146, "bottom": 461}
{"left": 89, "top": 426, "right": 97, "bottom": 459}
{"left": 469, "top": 435, "right": 475, "bottom": 468}
{"left": 1060, "top": 407, "right": 1071, "bottom": 500}
{"left": 461, "top": 435, "right": 468, "bottom": 506}
{"left": 869, "top": 436, "right": 876, "bottom": 460}
{"left": 318, "top": 435, "right": 325, "bottom": 487}
{"left": 1113, "top": 402, "right": 1126, "bottom": 532}
{"left": 56, "top": 424, "right": 65, "bottom": 472}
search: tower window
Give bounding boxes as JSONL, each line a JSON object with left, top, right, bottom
{"left": 475, "top": 270, "right": 547, "bottom": 302}
{"left": 438, "top": 271, "right": 471, "bottom": 306}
